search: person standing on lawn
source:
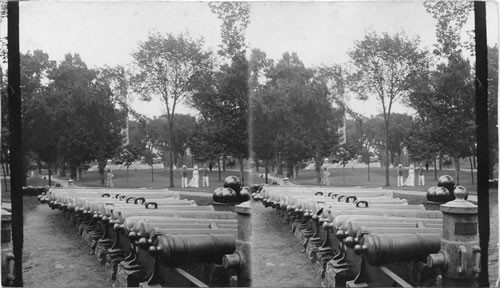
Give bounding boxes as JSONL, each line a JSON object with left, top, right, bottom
{"left": 404, "top": 164, "right": 415, "bottom": 186}
{"left": 418, "top": 165, "right": 425, "bottom": 186}
{"left": 397, "top": 164, "right": 404, "bottom": 187}
{"left": 181, "top": 165, "right": 188, "bottom": 188}
{"left": 321, "top": 158, "right": 330, "bottom": 186}
{"left": 202, "top": 165, "right": 209, "bottom": 187}
{"left": 106, "top": 169, "right": 114, "bottom": 188}
{"left": 188, "top": 165, "right": 200, "bottom": 188}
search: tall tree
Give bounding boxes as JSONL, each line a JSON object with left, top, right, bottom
{"left": 423, "top": 0, "right": 474, "bottom": 58}
{"left": 20, "top": 50, "right": 56, "bottom": 183}
{"left": 249, "top": 48, "right": 274, "bottom": 182}
{"left": 191, "top": 2, "right": 251, "bottom": 184}
{"left": 208, "top": 1, "right": 250, "bottom": 59}
{"left": 407, "top": 55, "right": 475, "bottom": 184}
{"left": 348, "top": 30, "right": 429, "bottom": 186}
{"left": 131, "top": 32, "right": 213, "bottom": 187}
{"left": 256, "top": 52, "right": 341, "bottom": 179}
{"left": 38, "top": 54, "right": 126, "bottom": 184}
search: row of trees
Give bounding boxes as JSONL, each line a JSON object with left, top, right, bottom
{"left": 251, "top": 51, "right": 343, "bottom": 182}
{"left": 1, "top": 51, "right": 126, "bottom": 185}
{"left": 1, "top": 2, "right": 253, "bottom": 187}
{"left": 1, "top": 1, "right": 497, "bottom": 188}
{"left": 250, "top": 1, "right": 497, "bottom": 186}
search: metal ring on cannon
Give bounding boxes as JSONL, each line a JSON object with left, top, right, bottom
{"left": 356, "top": 200, "right": 369, "bottom": 208}
{"left": 346, "top": 196, "right": 357, "bottom": 203}
{"left": 145, "top": 202, "right": 158, "bottom": 209}
{"left": 134, "top": 197, "right": 146, "bottom": 204}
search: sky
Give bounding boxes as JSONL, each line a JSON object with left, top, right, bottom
{"left": 11, "top": 0, "right": 500, "bottom": 118}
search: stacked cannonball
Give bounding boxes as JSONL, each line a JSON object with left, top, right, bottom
{"left": 212, "top": 176, "right": 251, "bottom": 204}
{"left": 426, "top": 175, "right": 468, "bottom": 203}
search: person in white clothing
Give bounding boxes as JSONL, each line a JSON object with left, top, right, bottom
{"left": 321, "top": 158, "right": 330, "bottom": 186}
{"left": 188, "top": 165, "right": 199, "bottom": 188}
{"left": 106, "top": 169, "right": 114, "bottom": 188}
{"left": 404, "top": 164, "right": 415, "bottom": 186}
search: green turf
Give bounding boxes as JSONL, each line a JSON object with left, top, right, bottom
{"left": 256, "top": 166, "right": 479, "bottom": 194}
{"left": 74, "top": 168, "right": 252, "bottom": 193}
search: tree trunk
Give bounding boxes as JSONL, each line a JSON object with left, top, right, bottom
{"left": 1, "top": 160, "right": 8, "bottom": 192}
{"left": 469, "top": 156, "right": 474, "bottom": 185}
{"left": 169, "top": 148, "right": 174, "bottom": 188}
{"left": 48, "top": 164, "right": 52, "bottom": 186}
{"left": 454, "top": 156, "right": 460, "bottom": 185}
{"left": 218, "top": 158, "right": 222, "bottom": 181}
{"left": 59, "top": 160, "right": 66, "bottom": 177}
{"left": 434, "top": 155, "right": 438, "bottom": 181}
{"left": 384, "top": 121, "right": 390, "bottom": 186}
{"left": 264, "top": 160, "right": 269, "bottom": 184}
{"left": 70, "top": 165, "right": 77, "bottom": 180}
{"left": 438, "top": 153, "right": 443, "bottom": 171}
{"left": 151, "top": 165, "right": 154, "bottom": 183}
{"left": 222, "top": 152, "right": 226, "bottom": 172}
{"left": 238, "top": 156, "right": 245, "bottom": 186}
{"left": 295, "top": 164, "right": 299, "bottom": 178}
{"left": 286, "top": 162, "right": 293, "bottom": 178}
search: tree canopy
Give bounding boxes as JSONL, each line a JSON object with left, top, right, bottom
{"left": 348, "top": 30, "right": 429, "bottom": 186}
{"left": 131, "top": 31, "right": 213, "bottom": 187}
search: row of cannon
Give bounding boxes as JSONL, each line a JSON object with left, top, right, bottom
{"left": 38, "top": 187, "right": 250, "bottom": 287}
{"left": 253, "top": 184, "right": 480, "bottom": 287}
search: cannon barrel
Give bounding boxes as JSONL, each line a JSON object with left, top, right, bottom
{"left": 111, "top": 206, "right": 216, "bottom": 221}
{"left": 120, "top": 216, "right": 237, "bottom": 233}
{"left": 322, "top": 208, "right": 443, "bottom": 224}
{"left": 115, "top": 210, "right": 237, "bottom": 225}
{"left": 346, "top": 221, "right": 442, "bottom": 237}
{"left": 354, "top": 233, "right": 441, "bottom": 265}
{"left": 138, "top": 222, "right": 236, "bottom": 239}
{"left": 152, "top": 234, "right": 236, "bottom": 266}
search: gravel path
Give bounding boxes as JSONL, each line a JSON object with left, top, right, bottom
{"left": 251, "top": 200, "right": 322, "bottom": 288}
{"left": 22, "top": 197, "right": 112, "bottom": 288}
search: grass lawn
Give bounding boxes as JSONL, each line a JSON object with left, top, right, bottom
{"left": 1, "top": 176, "right": 50, "bottom": 202}
{"left": 260, "top": 166, "right": 480, "bottom": 194}
{"left": 74, "top": 168, "right": 253, "bottom": 193}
